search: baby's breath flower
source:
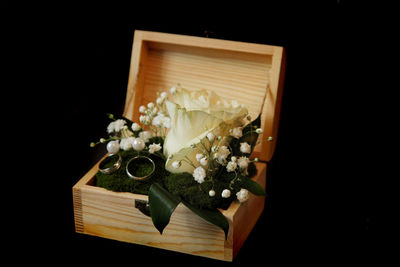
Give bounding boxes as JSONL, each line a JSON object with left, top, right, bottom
{"left": 221, "top": 189, "right": 231, "bottom": 198}
{"left": 240, "top": 142, "right": 251, "bottom": 154}
{"left": 139, "top": 105, "right": 147, "bottom": 113}
{"left": 131, "top": 122, "right": 141, "bottom": 131}
{"left": 226, "top": 161, "right": 237, "bottom": 172}
{"left": 139, "top": 130, "right": 153, "bottom": 143}
{"left": 147, "top": 102, "right": 155, "bottom": 109}
{"left": 237, "top": 156, "right": 249, "bottom": 169}
{"left": 236, "top": 188, "right": 249, "bottom": 203}
{"left": 206, "top": 132, "right": 215, "bottom": 143}
{"left": 148, "top": 143, "right": 162, "bottom": 154}
{"left": 209, "top": 189, "right": 216, "bottom": 197}
{"left": 196, "top": 153, "right": 204, "bottom": 162}
{"left": 256, "top": 128, "right": 263, "bottom": 134}
{"left": 107, "top": 119, "right": 127, "bottom": 134}
{"left": 199, "top": 157, "right": 208, "bottom": 166}
{"left": 172, "top": 161, "right": 181, "bottom": 169}
{"left": 193, "top": 166, "right": 206, "bottom": 184}
{"left": 230, "top": 127, "right": 243, "bottom": 138}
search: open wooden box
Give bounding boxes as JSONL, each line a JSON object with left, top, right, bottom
{"left": 73, "top": 30, "right": 285, "bottom": 261}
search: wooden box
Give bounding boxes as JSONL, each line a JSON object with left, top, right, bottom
{"left": 73, "top": 30, "right": 285, "bottom": 261}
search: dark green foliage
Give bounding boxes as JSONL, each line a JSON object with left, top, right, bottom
{"left": 149, "top": 183, "right": 180, "bottom": 234}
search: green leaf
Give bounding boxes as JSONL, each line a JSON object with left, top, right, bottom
{"left": 148, "top": 183, "right": 181, "bottom": 234}
{"left": 182, "top": 200, "right": 229, "bottom": 240}
{"left": 240, "top": 178, "right": 266, "bottom": 196}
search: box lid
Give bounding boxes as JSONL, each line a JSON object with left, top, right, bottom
{"left": 123, "top": 30, "right": 285, "bottom": 162}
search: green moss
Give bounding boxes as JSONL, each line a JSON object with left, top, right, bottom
{"left": 95, "top": 150, "right": 259, "bottom": 210}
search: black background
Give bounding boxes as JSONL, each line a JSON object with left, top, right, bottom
{"left": 5, "top": 1, "right": 387, "bottom": 265}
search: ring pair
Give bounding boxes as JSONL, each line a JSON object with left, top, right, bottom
{"left": 99, "top": 154, "right": 155, "bottom": 180}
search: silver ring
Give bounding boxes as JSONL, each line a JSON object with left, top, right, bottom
{"left": 99, "top": 153, "right": 122, "bottom": 174}
{"left": 126, "top": 156, "right": 155, "bottom": 180}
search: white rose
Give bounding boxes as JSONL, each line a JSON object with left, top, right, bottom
{"left": 163, "top": 88, "right": 248, "bottom": 173}
{"left": 193, "top": 166, "right": 206, "bottom": 184}
{"left": 240, "top": 142, "right": 251, "bottom": 154}
{"left": 236, "top": 188, "right": 249, "bottom": 203}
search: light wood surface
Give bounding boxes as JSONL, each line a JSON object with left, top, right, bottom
{"left": 73, "top": 158, "right": 266, "bottom": 261}
{"left": 124, "top": 30, "right": 285, "bottom": 162}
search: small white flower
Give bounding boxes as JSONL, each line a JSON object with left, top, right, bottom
{"left": 139, "top": 105, "right": 147, "bottom": 113}
{"left": 226, "top": 161, "right": 237, "bottom": 172}
{"left": 172, "top": 161, "right": 181, "bottom": 169}
{"left": 196, "top": 153, "right": 204, "bottom": 162}
{"left": 156, "top": 97, "right": 164, "bottom": 105}
{"left": 100, "top": 138, "right": 106, "bottom": 143}
{"left": 120, "top": 137, "right": 135, "bottom": 151}
{"left": 139, "top": 130, "right": 153, "bottom": 143}
{"left": 152, "top": 113, "right": 170, "bottom": 128}
{"left": 211, "top": 145, "right": 218, "bottom": 152}
{"left": 221, "top": 189, "right": 231, "bottom": 198}
{"left": 237, "top": 156, "right": 249, "bottom": 169}
{"left": 193, "top": 166, "right": 206, "bottom": 184}
{"left": 131, "top": 122, "right": 141, "bottom": 131}
{"left": 160, "top": 91, "right": 168, "bottom": 99}
{"left": 170, "top": 86, "right": 177, "bottom": 94}
{"left": 209, "top": 189, "right": 216, "bottom": 197}
{"left": 148, "top": 143, "right": 162, "bottom": 154}
{"left": 240, "top": 142, "right": 251, "bottom": 154}
{"left": 200, "top": 157, "right": 208, "bottom": 166}
{"left": 107, "top": 119, "right": 127, "bottom": 134}
{"left": 139, "top": 115, "right": 151, "bottom": 125}
{"left": 254, "top": 157, "right": 259, "bottom": 162}
{"left": 206, "top": 132, "right": 215, "bottom": 143}
{"left": 256, "top": 128, "right": 263, "bottom": 134}
{"left": 106, "top": 140, "right": 120, "bottom": 154}
{"left": 230, "top": 127, "right": 243, "bottom": 138}
{"left": 236, "top": 188, "right": 249, "bottom": 203}
{"left": 231, "top": 156, "right": 237, "bottom": 162}
{"left": 216, "top": 145, "right": 230, "bottom": 164}
{"left": 147, "top": 102, "right": 155, "bottom": 109}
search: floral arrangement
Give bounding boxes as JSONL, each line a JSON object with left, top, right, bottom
{"left": 91, "top": 85, "right": 266, "bottom": 237}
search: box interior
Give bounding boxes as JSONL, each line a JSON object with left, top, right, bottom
{"left": 126, "top": 40, "right": 274, "bottom": 157}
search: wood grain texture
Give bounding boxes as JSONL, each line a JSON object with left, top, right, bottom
{"left": 73, "top": 159, "right": 266, "bottom": 261}
{"left": 123, "top": 30, "right": 285, "bottom": 162}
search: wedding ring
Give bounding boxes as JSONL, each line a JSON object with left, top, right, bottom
{"left": 99, "top": 153, "right": 122, "bottom": 174}
{"left": 126, "top": 156, "right": 155, "bottom": 180}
